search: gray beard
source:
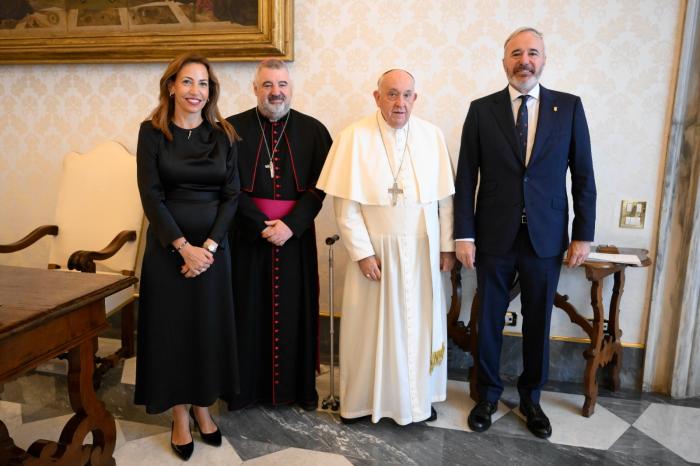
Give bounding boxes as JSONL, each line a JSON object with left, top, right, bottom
{"left": 259, "top": 101, "right": 290, "bottom": 121}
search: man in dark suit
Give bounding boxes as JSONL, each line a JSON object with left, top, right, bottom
{"left": 454, "top": 27, "right": 596, "bottom": 438}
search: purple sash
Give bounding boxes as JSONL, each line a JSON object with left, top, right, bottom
{"left": 251, "top": 197, "right": 297, "bottom": 220}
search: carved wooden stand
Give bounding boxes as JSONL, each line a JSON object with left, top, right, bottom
{"left": 446, "top": 248, "right": 650, "bottom": 417}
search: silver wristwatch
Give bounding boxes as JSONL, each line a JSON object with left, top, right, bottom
{"left": 206, "top": 243, "right": 218, "bottom": 253}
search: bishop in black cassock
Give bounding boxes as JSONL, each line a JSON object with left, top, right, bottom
{"left": 227, "top": 60, "right": 332, "bottom": 410}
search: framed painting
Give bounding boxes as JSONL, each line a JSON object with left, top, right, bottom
{"left": 0, "top": 0, "right": 292, "bottom": 63}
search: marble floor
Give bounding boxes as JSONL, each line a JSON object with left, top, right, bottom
{"left": 1, "top": 337, "right": 699, "bottom": 465}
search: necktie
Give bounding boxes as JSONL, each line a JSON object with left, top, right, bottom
{"left": 516, "top": 94, "right": 530, "bottom": 163}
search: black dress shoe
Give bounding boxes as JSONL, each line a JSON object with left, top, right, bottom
{"left": 299, "top": 400, "right": 318, "bottom": 411}
{"left": 340, "top": 414, "right": 371, "bottom": 424}
{"left": 426, "top": 407, "right": 438, "bottom": 422}
{"left": 189, "top": 406, "right": 222, "bottom": 446}
{"left": 468, "top": 400, "right": 497, "bottom": 432}
{"left": 170, "top": 421, "right": 194, "bottom": 461}
{"left": 519, "top": 399, "right": 552, "bottom": 439}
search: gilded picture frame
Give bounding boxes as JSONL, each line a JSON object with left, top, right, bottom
{"left": 0, "top": 0, "right": 292, "bottom": 64}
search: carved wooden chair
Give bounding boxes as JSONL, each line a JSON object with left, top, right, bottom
{"left": 0, "top": 141, "right": 144, "bottom": 387}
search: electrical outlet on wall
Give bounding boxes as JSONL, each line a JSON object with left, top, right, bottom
{"left": 619, "top": 200, "right": 646, "bottom": 229}
{"left": 587, "top": 318, "right": 609, "bottom": 333}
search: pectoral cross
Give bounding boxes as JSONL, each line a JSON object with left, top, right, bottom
{"left": 264, "top": 163, "right": 275, "bottom": 178}
{"left": 388, "top": 182, "right": 403, "bottom": 206}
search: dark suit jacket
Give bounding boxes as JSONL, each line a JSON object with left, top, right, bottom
{"left": 454, "top": 86, "right": 596, "bottom": 258}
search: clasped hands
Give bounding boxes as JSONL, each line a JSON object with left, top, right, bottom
{"left": 261, "top": 219, "right": 293, "bottom": 247}
{"left": 176, "top": 238, "right": 217, "bottom": 278}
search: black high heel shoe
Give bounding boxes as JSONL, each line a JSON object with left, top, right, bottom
{"left": 170, "top": 421, "right": 194, "bottom": 461}
{"left": 189, "top": 406, "right": 222, "bottom": 447}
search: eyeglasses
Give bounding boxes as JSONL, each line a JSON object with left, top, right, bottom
{"left": 384, "top": 90, "right": 415, "bottom": 102}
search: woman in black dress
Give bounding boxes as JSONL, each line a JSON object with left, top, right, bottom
{"left": 134, "top": 53, "right": 239, "bottom": 461}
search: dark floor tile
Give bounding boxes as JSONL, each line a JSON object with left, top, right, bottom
{"left": 608, "top": 426, "right": 692, "bottom": 465}
{"left": 20, "top": 403, "right": 73, "bottom": 424}
{"left": 226, "top": 438, "right": 288, "bottom": 461}
{"left": 1, "top": 372, "right": 66, "bottom": 407}
{"left": 484, "top": 411, "right": 544, "bottom": 443}
{"left": 595, "top": 396, "right": 652, "bottom": 425}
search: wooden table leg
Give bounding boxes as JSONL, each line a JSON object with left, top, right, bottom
{"left": 22, "top": 337, "right": 116, "bottom": 465}
{"left": 582, "top": 278, "right": 606, "bottom": 417}
{"left": 607, "top": 270, "right": 625, "bottom": 391}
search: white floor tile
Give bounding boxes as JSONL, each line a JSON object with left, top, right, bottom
{"left": 114, "top": 431, "right": 241, "bottom": 465}
{"left": 0, "top": 400, "right": 23, "bottom": 430}
{"left": 8, "top": 413, "right": 126, "bottom": 452}
{"left": 427, "top": 379, "right": 510, "bottom": 432}
{"left": 512, "top": 391, "right": 629, "bottom": 450}
{"left": 121, "top": 357, "right": 136, "bottom": 385}
{"left": 117, "top": 418, "right": 169, "bottom": 442}
{"left": 633, "top": 403, "right": 700, "bottom": 463}
{"left": 243, "top": 447, "right": 352, "bottom": 465}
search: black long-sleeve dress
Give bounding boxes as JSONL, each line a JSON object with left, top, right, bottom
{"left": 134, "top": 120, "right": 240, "bottom": 414}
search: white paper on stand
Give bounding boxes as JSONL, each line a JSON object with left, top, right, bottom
{"left": 586, "top": 252, "right": 642, "bottom": 266}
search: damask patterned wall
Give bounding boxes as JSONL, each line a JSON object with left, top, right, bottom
{"left": 0, "top": 0, "right": 683, "bottom": 343}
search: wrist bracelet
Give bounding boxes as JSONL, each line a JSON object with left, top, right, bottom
{"left": 176, "top": 240, "right": 188, "bottom": 252}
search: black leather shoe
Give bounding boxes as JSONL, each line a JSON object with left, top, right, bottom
{"left": 340, "top": 414, "right": 370, "bottom": 424}
{"left": 299, "top": 400, "right": 318, "bottom": 411}
{"left": 189, "top": 406, "right": 222, "bottom": 447}
{"left": 519, "top": 399, "right": 552, "bottom": 439}
{"left": 412, "top": 407, "right": 438, "bottom": 425}
{"left": 468, "top": 400, "right": 497, "bottom": 432}
{"left": 427, "top": 407, "right": 437, "bottom": 422}
{"left": 170, "top": 421, "right": 194, "bottom": 461}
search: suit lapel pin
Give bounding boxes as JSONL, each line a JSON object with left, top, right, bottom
{"left": 553, "top": 106, "right": 558, "bottom": 112}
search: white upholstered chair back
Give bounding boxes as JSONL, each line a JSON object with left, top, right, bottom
{"left": 47, "top": 141, "right": 143, "bottom": 316}
{"left": 48, "top": 141, "right": 143, "bottom": 276}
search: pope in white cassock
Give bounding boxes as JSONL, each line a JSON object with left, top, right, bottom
{"left": 316, "top": 69, "right": 456, "bottom": 425}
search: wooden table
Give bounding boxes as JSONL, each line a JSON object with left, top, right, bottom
{"left": 446, "top": 247, "right": 651, "bottom": 417}
{"left": 0, "top": 266, "right": 137, "bottom": 465}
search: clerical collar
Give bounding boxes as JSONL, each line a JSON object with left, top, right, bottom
{"left": 258, "top": 108, "right": 291, "bottom": 123}
{"left": 508, "top": 83, "right": 540, "bottom": 103}
{"left": 376, "top": 110, "right": 408, "bottom": 137}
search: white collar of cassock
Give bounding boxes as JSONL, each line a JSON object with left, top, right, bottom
{"left": 376, "top": 110, "right": 409, "bottom": 156}
{"left": 316, "top": 112, "right": 454, "bottom": 206}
